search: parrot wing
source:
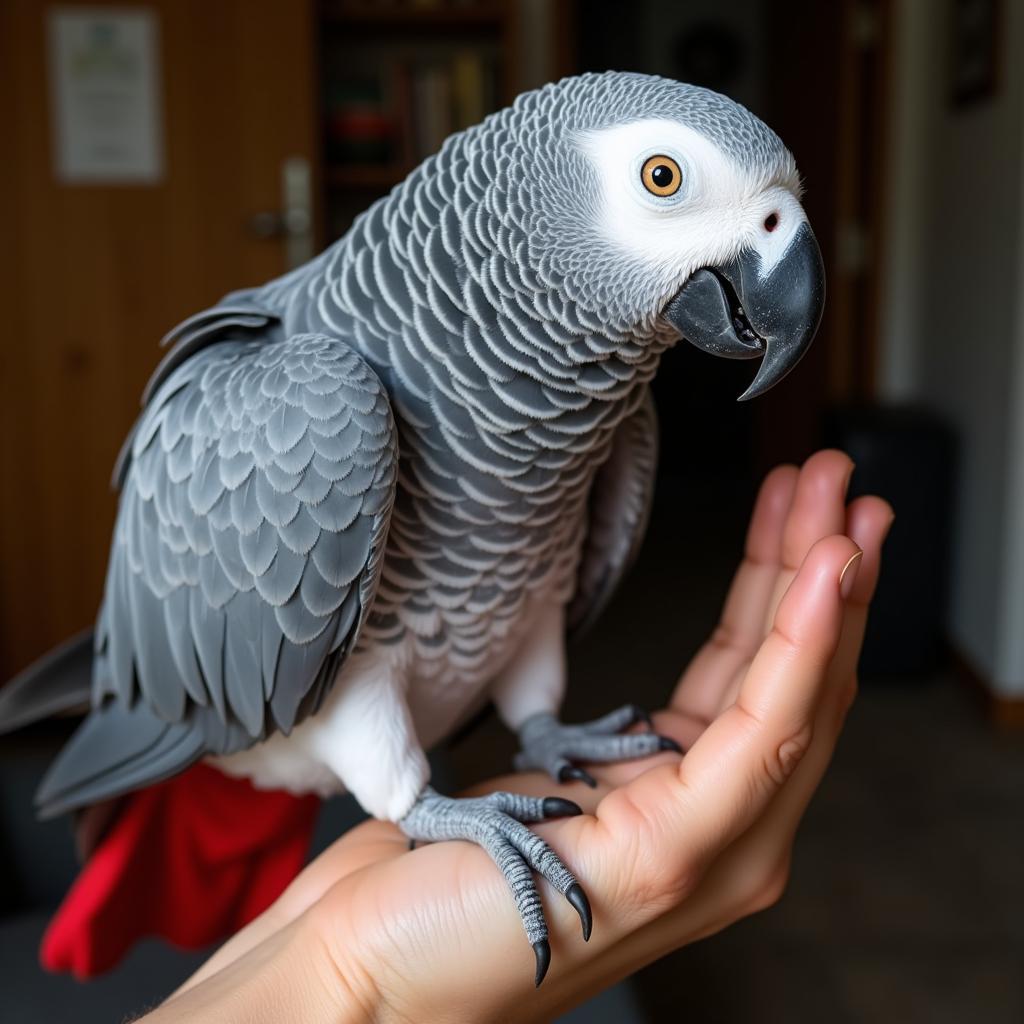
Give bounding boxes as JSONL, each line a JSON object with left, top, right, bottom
{"left": 567, "top": 387, "right": 658, "bottom": 638}
{"left": 36, "top": 316, "right": 398, "bottom": 818}
{"left": 0, "top": 629, "right": 94, "bottom": 734}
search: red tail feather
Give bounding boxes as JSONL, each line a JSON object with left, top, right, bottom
{"left": 41, "top": 764, "right": 320, "bottom": 978}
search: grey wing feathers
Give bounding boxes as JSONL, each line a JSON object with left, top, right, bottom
{"left": 36, "top": 319, "right": 398, "bottom": 818}
{"left": 0, "top": 629, "right": 93, "bottom": 735}
{"left": 35, "top": 700, "right": 207, "bottom": 819}
{"left": 112, "top": 301, "right": 276, "bottom": 487}
{"left": 567, "top": 388, "right": 658, "bottom": 637}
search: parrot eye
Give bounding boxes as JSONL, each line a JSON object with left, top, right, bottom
{"left": 640, "top": 155, "right": 682, "bottom": 197}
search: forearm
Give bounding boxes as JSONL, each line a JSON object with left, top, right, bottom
{"left": 139, "top": 917, "right": 375, "bottom": 1024}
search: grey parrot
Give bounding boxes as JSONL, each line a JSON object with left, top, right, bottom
{"left": 0, "top": 71, "right": 824, "bottom": 984}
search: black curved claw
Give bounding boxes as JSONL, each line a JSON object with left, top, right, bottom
{"left": 533, "top": 938, "right": 551, "bottom": 987}
{"left": 542, "top": 796, "right": 584, "bottom": 818}
{"left": 565, "top": 882, "right": 592, "bottom": 942}
{"left": 558, "top": 765, "right": 598, "bottom": 788}
{"left": 658, "top": 736, "right": 685, "bottom": 755}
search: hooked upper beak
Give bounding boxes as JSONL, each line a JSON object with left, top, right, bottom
{"left": 661, "top": 222, "right": 825, "bottom": 400}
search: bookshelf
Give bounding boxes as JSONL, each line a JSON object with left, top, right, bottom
{"left": 316, "top": 0, "right": 571, "bottom": 240}
{"left": 323, "top": 2, "right": 509, "bottom": 29}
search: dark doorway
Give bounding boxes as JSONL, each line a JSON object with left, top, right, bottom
{"left": 579, "top": 0, "right": 892, "bottom": 481}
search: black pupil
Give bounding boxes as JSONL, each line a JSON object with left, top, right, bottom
{"left": 651, "top": 164, "right": 674, "bottom": 188}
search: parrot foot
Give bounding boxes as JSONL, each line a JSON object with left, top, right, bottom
{"left": 398, "top": 787, "right": 591, "bottom": 986}
{"left": 513, "top": 706, "right": 683, "bottom": 788}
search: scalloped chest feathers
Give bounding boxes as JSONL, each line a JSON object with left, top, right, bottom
{"left": 259, "top": 179, "right": 650, "bottom": 703}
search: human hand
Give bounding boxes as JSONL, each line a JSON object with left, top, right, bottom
{"left": 145, "top": 450, "right": 892, "bottom": 1024}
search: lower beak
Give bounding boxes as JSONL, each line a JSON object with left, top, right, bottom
{"left": 661, "top": 222, "right": 825, "bottom": 400}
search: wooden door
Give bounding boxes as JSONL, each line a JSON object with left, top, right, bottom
{"left": 0, "top": 1, "right": 318, "bottom": 678}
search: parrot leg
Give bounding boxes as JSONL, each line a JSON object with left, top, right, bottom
{"left": 491, "top": 604, "right": 682, "bottom": 788}
{"left": 398, "top": 787, "right": 592, "bottom": 986}
{"left": 513, "top": 705, "right": 683, "bottom": 788}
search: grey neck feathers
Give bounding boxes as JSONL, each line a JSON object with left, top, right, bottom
{"left": 276, "top": 122, "right": 670, "bottom": 469}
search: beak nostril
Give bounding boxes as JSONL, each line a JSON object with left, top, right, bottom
{"left": 764, "top": 212, "right": 779, "bottom": 232}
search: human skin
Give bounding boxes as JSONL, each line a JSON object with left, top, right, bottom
{"left": 140, "top": 449, "right": 893, "bottom": 1024}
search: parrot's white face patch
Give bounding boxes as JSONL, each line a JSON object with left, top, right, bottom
{"left": 577, "top": 118, "right": 806, "bottom": 296}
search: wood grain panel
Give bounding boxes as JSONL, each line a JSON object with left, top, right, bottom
{"left": 0, "top": 1, "right": 316, "bottom": 677}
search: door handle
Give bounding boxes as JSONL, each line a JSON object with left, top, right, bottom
{"left": 245, "top": 156, "right": 314, "bottom": 270}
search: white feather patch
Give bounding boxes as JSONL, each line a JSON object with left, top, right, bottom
{"left": 576, "top": 118, "right": 807, "bottom": 294}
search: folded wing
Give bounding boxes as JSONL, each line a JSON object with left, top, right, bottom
{"left": 568, "top": 388, "right": 658, "bottom": 637}
{"left": 37, "top": 318, "right": 398, "bottom": 817}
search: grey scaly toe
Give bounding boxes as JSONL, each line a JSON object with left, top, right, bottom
{"left": 399, "top": 787, "right": 592, "bottom": 986}
{"left": 514, "top": 706, "right": 683, "bottom": 788}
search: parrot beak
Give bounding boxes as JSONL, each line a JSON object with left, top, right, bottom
{"left": 661, "top": 222, "right": 825, "bottom": 400}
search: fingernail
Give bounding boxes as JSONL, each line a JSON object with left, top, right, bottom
{"left": 839, "top": 549, "right": 863, "bottom": 598}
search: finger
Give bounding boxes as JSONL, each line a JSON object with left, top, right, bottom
{"left": 809, "top": 495, "right": 894, "bottom": 714}
{"left": 595, "top": 535, "right": 860, "bottom": 918}
{"left": 746, "top": 464, "right": 801, "bottom": 566}
{"left": 685, "top": 500, "right": 894, "bottom": 889}
{"left": 780, "top": 450, "right": 854, "bottom": 574}
{"left": 671, "top": 464, "right": 798, "bottom": 721}
{"left": 844, "top": 495, "right": 894, "bottom": 608}
{"left": 677, "top": 502, "right": 895, "bottom": 936}
{"left": 816, "top": 495, "right": 895, "bottom": 730}
{"left": 751, "top": 500, "right": 893, "bottom": 809}
{"left": 713, "top": 450, "right": 855, "bottom": 713}
{"left": 567, "top": 506, "right": 891, "bottom": 970}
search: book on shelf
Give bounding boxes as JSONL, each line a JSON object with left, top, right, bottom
{"left": 408, "top": 0, "right": 492, "bottom": 10}
{"left": 342, "top": 0, "right": 492, "bottom": 11}
{"left": 326, "top": 49, "right": 500, "bottom": 176}
{"left": 412, "top": 64, "right": 453, "bottom": 159}
{"left": 410, "top": 50, "right": 497, "bottom": 160}
{"left": 324, "top": 74, "right": 398, "bottom": 165}
{"left": 452, "top": 50, "right": 487, "bottom": 130}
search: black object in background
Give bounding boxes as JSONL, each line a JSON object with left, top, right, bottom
{"left": 671, "top": 21, "right": 747, "bottom": 95}
{"left": 827, "top": 405, "right": 957, "bottom": 679}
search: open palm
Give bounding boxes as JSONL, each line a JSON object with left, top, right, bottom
{"left": 157, "top": 450, "right": 892, "bottom": 1024}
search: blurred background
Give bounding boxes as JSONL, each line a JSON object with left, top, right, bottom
{"left": 1, "top": 0, "right": 1022, "bottom": 1020}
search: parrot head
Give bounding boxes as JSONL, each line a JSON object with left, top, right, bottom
{"left": 498, "top": 72, "right": 825, "bottom": 399}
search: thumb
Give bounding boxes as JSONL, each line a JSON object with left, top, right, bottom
{"left": 594, "top": 534, "right": 861, "bottom": 911}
